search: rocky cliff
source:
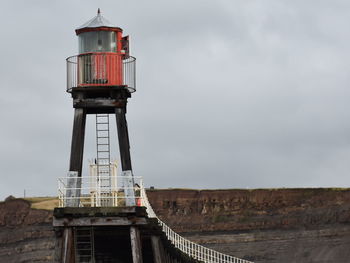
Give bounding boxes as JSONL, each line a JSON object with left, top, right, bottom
{"left": 146, "top": 188, "right": 350, "bottom": 262}
{"left": 1, "top": 188, "right": 350, "bottom": 262}
{"left": 0, "top": 198, "right": 55, "bottom": 262}
{"left": 146, "top": 188, "right": 350, "bottom": 232}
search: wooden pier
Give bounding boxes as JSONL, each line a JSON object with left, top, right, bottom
{"left": 53, "top": 206, "right": 200, "bottom": 263}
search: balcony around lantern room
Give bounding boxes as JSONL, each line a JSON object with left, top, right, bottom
{"left": 66, "top": 53, "right": 136, "bottom": 94}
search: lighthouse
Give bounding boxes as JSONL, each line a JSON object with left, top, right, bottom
{"left": 54, "top": 10, "right": 144, "bottom": 263}
{"left": 53, "top": 10, "right": 255, "bottom": 263}
{"left": 65, "top": 9, "right": 137, "bottom": 207}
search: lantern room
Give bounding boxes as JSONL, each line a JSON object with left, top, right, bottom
{"left": 66, "top": 9, "right": 135, "bottom": 92}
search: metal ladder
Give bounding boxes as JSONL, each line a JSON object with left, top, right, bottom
{"left": 74, "top": 227, "right": 94, "bottom": 263}
{"left": 95, "top": 114, "right": 111, "bottom": 206}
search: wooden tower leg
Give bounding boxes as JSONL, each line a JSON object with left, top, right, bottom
{"left": 115, "top": 107, "right": 132, "bottom": 171}
{"left": 130, "top": 226, "right": 143, "bottom": 263}
{"left": 151, "top": 236, "right": 166, "bottom": 263}
{"left": 115, "top": 107, "right": 136, "bottom": 206}
{"left": 61, "top": 228, "right": 75, "bottom": 263}
{"left": 69, "top": 108, "right": 87, "bottom": 177}
{"left": 66, "top": 108, "right": 86, "bottom": 207}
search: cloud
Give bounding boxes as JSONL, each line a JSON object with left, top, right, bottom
{"left": 1, "top": 0, "right": 350, "bottom": 199}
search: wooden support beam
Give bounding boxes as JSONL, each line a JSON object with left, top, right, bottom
{"left": 115, "top": 107, "right": 132, "bottom": 171}
{"left": 53, "top": 216, "right": 148, "bottom": 227}
{"left": 151, "top": 236, "right": 166, "bottom": 263}
{"left": 62, "top": 228, "right": 75, "bottom": 263}
{"left": 69, "top": 108, "right": 86, "bottom": 177}
{"left": 130, "top": 226, "right": 143, "bottom": 263}
{"left": 73, "top": 98, "right": 127, "bottom": 109}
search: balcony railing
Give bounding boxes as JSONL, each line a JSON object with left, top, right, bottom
{"left": 66, "top": 53, "right": 136, "bottom": 93}
{"left": 58, "top": 175, "right": 142, "bottom": 207}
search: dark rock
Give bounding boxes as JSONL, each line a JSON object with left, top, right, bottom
{"left": 1, "top": 189, "right": 350, "bottom": 262}
{"left": 4, "top": 195, "right": 15, "bottom": 202}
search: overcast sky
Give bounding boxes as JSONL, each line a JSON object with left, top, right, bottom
{"left": 1, "top": 0, "right": 350, "bottom": 199}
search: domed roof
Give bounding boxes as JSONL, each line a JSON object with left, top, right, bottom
{"left": 76, "top": 9, "right": 118, "bottom": 31}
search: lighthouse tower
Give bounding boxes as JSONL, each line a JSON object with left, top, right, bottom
{"left": 53, "top": 10, "right": 254, "bottom": 263}
{"left": 65, "top": 9, "right": 136, "bottom": 207}
{"left": 53, "top": 10, "right": 144, "bottom": 263}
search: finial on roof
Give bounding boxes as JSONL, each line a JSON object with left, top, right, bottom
{"left": 98, "top": 8, "right": 101, "bottom": 14}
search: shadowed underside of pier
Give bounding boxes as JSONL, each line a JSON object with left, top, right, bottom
{"left": 53, "top": 206, "right": 201, "bottom": 263}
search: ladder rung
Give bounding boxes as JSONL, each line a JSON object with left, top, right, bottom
{"left": 96, "top": 113, "right": 110, "bottom": 189}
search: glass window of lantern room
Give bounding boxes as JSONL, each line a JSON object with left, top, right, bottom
{"left": 79, "top": 31, "right": 116, "bottom": 53}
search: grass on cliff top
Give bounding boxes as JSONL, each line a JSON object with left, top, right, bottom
{"left": 19, "top": 188, "right": 350, "bottom": 211}
{"left": 24, "top": 197, "right": 58, "bottom": 210}
{"left": 151, "top": 187, "right": 350, "bottom": 192}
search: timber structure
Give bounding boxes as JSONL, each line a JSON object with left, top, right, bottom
{"left": 54, "top": 10, "right": 253, "bottom": 263}
{"left": 53, "top": 207, "right": 200, "bottom": 263}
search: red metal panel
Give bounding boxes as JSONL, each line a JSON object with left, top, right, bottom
{"left": 77, "top": 53, "right": 123, "bottom": 87}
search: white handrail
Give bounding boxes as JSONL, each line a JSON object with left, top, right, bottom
{"left": 140, "top": 187, "right": 254, "bottom": 263}
{"left": 58, "top": 175, "right": 143, "bottom": 207}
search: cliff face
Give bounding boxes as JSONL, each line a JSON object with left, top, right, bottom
{"left": 1, "top": 189, "right": 350, "bottom": 263}
{"left": 146, "top": 188, "right": 350, "bottom": 233}
{"left": 146, "top": 188, "right": 350, "bottom": 262}
{"left": 0, "top": 198, "right": 55, "bottom": 263}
